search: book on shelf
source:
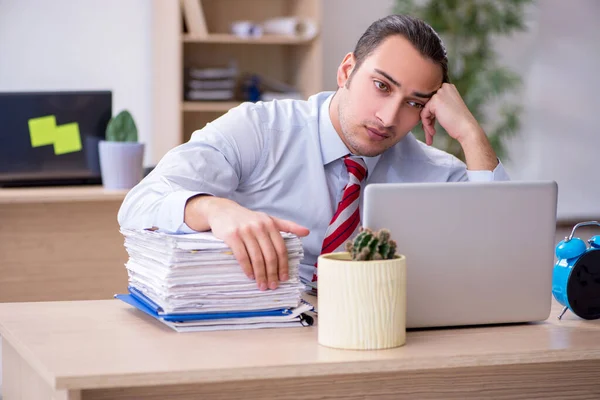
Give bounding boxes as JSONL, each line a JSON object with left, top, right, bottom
{"left": 185, "top": 89, "right": 235, "bottom": 101}
{"left": 184, "top": 63, "right": 239, "bottom": 101}
{"left": 180, "top": 0, "right": 208, "bottom": 37}
{"left": 187, "top": 79, "right": 236, "bottom": 90}
{"left": 187, "top": 64, "right": 238, "bottom": 80}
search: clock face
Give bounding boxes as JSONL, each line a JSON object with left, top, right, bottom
{"left": 567, "top": 249, "right": 600, "bottom": 319}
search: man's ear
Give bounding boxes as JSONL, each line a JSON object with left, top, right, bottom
{"left": 337, "top": 52, "right": 356, "bottom": 88}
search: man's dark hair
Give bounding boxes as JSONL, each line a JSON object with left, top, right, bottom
{"left": 350, "top": 14, "right": 449, "bottom": 84}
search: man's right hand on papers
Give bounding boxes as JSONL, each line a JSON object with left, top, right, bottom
{"left": 184, "top": 195, "right": 310, "bottom": 291}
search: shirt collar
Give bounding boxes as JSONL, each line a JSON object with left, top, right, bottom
{"left": 318, "top": 92, "right": 381, "bottom": 174}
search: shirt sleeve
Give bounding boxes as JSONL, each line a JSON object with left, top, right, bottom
{"left": 448, "top": 159, "right": 511, "bottom": 182}
{"left": 117, "top": 103, "right": 266, "bottom": 233}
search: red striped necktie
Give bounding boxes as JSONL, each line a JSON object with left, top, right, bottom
{"left": 313, "top": 155, "right": 367, "bottom": 282}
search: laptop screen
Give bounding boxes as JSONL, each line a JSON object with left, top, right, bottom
{"left": 0, "top": 91, "right": 111, "bottom": 187}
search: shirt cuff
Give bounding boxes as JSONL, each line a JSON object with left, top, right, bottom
{"left": 466, "top": 159, "right": 510, "bottom": 182}
{"left": 156, "top": 190, "right": 209, "bottom": 233}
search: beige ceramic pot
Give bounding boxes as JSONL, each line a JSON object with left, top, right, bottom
{"left": 317, "top": 252, "right": 407, "bottom": 350}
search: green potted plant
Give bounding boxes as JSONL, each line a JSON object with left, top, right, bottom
{"left": 317, "top": 228, "right": 407, "bottom": 350}
{"left": 98, "top": 110, "right": 145, "bottom": 190}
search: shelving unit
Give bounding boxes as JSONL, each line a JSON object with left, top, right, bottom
{"left": 151, "top": 0, "right": 323, "bottom": 162}
{"left": 182, "top": 33, "right": 316, "bottom": 45}
{"left": 181, "top": 101, "right": 241, "bottom": 113}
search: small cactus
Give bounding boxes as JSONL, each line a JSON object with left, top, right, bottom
{"left": 106, "top": 110, "right": 138, "bottom": 142}
{"left": 344, "top": 227, "right": 398, "bottom": 261}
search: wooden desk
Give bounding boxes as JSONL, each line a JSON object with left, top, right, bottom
{"left": 1, "top": 297, "right": 600, "bottom": 400}
{"left": 0, "top": 186, "right": 128, "bottom": 302}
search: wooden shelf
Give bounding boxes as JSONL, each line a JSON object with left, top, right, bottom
{"left": 182, "top": 101, "right": 242, "bottom": 112}
{"left": 0, "top": 186, "right": 128, "bottom": 204}
{"left": 150, "top": 0, "right": 323, "bottom": 158}
{"left": 182, "top": 33, "right": 315, "bottom": 45}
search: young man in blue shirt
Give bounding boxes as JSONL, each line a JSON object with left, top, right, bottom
{"left": 119, "top": 15, "right": 509, "bottom": 290}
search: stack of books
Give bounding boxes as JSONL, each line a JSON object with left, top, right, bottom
{"left": 184, "top": 63, "right": 238, "bottom": 101}
{"left": 116, "top": 228, "right": 313, "bottom": 332}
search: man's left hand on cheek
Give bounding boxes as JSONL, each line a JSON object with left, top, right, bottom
{"left": 420, "top": 83, "right": 499, "bottom": 171}
{"left": 420, "top": 83, "right": 485, "bottom": 145}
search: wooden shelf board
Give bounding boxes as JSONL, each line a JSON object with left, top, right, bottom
{"left": 0, "top": 186, "right": 128, "bottom": 204}
{"left": 182, "top": 101, "right": 242, "bottom": 112}
{"left": 182, "top": 33, "right": 315, "bottom": 44}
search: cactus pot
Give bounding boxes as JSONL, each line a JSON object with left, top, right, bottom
{"left": 317, "top": 252, "right": 407, "bottom": 350}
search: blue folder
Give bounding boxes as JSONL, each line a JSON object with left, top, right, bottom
{"left": 115, "top": 286, "right": 296, "bottom": 322}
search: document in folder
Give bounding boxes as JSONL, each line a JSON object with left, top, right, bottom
{"left": 116, "top": 287, "right": 314, "bottom": 332}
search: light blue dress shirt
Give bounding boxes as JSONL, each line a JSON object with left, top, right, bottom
{"left": 118, "top": 91, "right": 510, "bottom": 283}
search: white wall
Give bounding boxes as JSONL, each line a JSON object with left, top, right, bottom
{"left": 500, "top": 0, "right": 600, "bottom": 221}
{"left": 322, "top": 0, "right": 600, "bottom": 220}
{"left": 322, "top": 0, "right": 395, "bottom": 91}
{"left": 0, "top": 0, "right": 153, "bottom": 166}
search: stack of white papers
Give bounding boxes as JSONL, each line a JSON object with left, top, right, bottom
{"left": 116, "top": 228, "right": 314, "bottom": 332}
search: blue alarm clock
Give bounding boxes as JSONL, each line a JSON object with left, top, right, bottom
{"left": 552, "top": 221, "right": 600, "bottom": 320}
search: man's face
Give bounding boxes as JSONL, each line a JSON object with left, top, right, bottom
{"left": 332, "top": 35, "right": 443, "bottom": 157}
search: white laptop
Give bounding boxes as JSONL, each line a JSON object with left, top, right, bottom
{"left": 363, "top": 181, "right": 558, "bottom": 329}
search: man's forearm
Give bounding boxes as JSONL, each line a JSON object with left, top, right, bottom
{"left": 184, "top": 195, "right": 227, "bottom": 232}
{"left": 459, "top": 124, "right": 499, "bottom": 171}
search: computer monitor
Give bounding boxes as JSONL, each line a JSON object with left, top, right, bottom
{"left": 0, "top": 91, "right": 112, "bottom": 187}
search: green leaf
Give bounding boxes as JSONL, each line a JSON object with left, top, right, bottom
{"left": 106, "top": 110, "right": 138, "bottom": 142}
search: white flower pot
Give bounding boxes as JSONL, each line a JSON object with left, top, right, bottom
{"left": 317, "top": 252, "right": 407, "bottom": 350}
{"left": 98, "top": 141, "right": 145, "bottom": 190}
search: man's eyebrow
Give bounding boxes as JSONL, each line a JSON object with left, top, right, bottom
{"left": 412, "top": 90, "right": 437, "bottom": 99}
{"left": 373, "top": 68, "right": 437, "bottom": 99}
{"left": 374, "top": 68, "right": 401, "bottom": 88}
